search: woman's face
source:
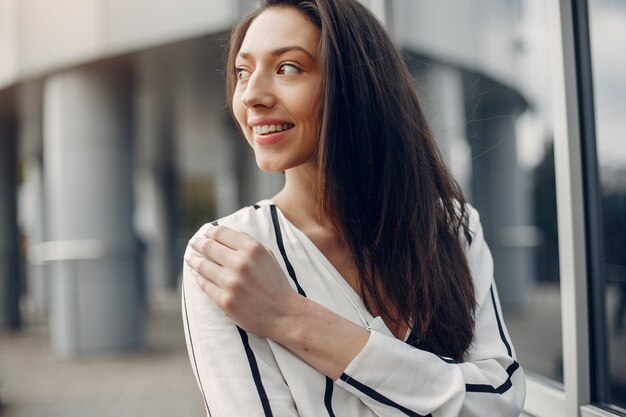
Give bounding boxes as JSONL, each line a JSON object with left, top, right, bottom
{"left": 232, "top": 7, "right": 322, "bottom": 172}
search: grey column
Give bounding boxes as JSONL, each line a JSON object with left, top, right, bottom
{"left": 421, "top": 64, "right": 472, "bottom": 198}
{"left": 236, "top": 141, "right": 284, "bottom": 205}
{"left": 172, "top": 38, "right": 240, "bottom": 218}
{"left": 236, "top": 0, "right": 256, "bottom": 18}
{"left": 134, "top": 50, "right": 179, "bottom": 299}
{"left": 0, "top": 116, "right": 21, "bottom": 330}
{"left": 43, "top": 63, "right": 139, "bottom": 356}
{"left": 464, "top": 76, "right": 532, "bottom": 312}
{"left": 19, "top": 81, "right": 49, "bottom": 319}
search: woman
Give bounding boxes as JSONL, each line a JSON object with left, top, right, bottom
{"left": 182, "top": 0, "right": 526, "bottom": 416}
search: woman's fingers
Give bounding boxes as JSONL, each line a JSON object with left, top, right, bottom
{"left": 192, "top": 265, "right": 221, "bottom": 302}
{"left": 191, "top": 234, "right": 236, "bottom": 267}
{"left": 185, "top": 225, "right": 297, "bottom": 338}
{"left": 193, "top": 224, "right": 265, "bottom": 269}
{"left": 205, "top": 224, "right": 254, "bottom": 252}
{"left": 185, "top": 251, "right": 224, "bottom": 288}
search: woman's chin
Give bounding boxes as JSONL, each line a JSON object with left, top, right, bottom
{"left": 255, "top": 157, "right": 287, "bottom": 173}
{"left": 254, "top": 153, "right": 313, "bottom": 173}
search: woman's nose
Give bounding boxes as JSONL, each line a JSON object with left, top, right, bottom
{"left": 241, "top": 72, "right": 275, "bottom": 109}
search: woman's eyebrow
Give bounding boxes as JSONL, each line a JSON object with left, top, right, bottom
{"left": 238, "top": 45, "right": 316, "bottom": 61}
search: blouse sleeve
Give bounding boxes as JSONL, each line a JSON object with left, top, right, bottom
{"left": 181, "top": 225, "right": 300, "bottom": 417}
{"left": 334, "top": 207, "right": 526, "bottom": 417}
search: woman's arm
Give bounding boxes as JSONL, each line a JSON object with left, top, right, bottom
{"left": 186, "top": 222, "right": 369, "bottom": 379}
{"left": 182, "top": 227, "right": 300, "bottom": 417}
{"left": 187, "top": 208, "right": 525, "bottom": 417}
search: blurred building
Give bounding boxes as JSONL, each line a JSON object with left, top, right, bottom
{"left": 0, "top": 0, "right": 624, "bottom": 416}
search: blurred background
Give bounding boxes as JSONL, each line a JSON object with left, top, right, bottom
{"left": 0, "top": 0, "right": 624, "bottom": 416}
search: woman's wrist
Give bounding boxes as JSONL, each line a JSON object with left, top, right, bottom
{"left": 269, "top": 290, "right": 370, "bottom": 380}
{"left": 269, "top": 291, "right": 310, "bottom": 345}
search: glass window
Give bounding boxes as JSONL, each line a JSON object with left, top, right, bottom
{"left": 588, "top": 0, "right": 626, "bottom": 412}
{"left": 391, "top": 0, "right": 563, "bottom": 384}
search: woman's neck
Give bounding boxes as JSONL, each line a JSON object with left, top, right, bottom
{"left": 272, "top": 164, "right": 337, "bottom": 234}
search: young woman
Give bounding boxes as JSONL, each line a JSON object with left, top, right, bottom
{"left": 182, "top": 1, "right": 526, "bottom": 416}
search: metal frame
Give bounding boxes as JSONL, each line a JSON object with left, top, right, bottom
{"left": 552, "top": 0, "right": 590, "bottom": 414}
{"left": 524, "top": 0, "right": 625, "bottom": 416}
{"left": 581, "top": 405, "right": 625, "bottom": 417}
{"left": 524, "top": 377, "right": 566, "bottom": 417}
{"left": 570, "top": 0, "right": 610, "bottom": 408}
{"left": 522, "top": 0, "right": 592, "bottom": 415}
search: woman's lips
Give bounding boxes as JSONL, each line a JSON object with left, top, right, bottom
{"left": 254, "top": 129, "right": 290, "bottom": 145}
{"left": 251, "top": 123, "right": 295, "bottom": 145}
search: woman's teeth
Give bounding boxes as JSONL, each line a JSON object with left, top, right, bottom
{"left": 253, "top": 124, "right": 294, "bottom": 135}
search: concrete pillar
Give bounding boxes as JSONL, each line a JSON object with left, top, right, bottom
{"left": 0, "top": 116, "right": 21, "bottom": 330}
{"left": 252, "top": 171, "right": 284, "bottom": 203}
{"left": 173, "top": 38, "right": 240, "bottom": 218}
{"left": 421, "top": 64, "right": 472, "bottom": 198}
{"left": 236, "top": 138, "right": 284, "bottom": 205}
{"left": 134, "top": 50, "right": 179, "bottom": 299}
{"left": 42, "top": 62, "right": 139, "bottom": 356}
{"left": 464, "top": 75, "right": 532, "bottom": 312}
{"left": 236, "top": 0, "right": 256, "bottom": 19}
{"left": 18, "top": 81, "right": 49, "bottom": 319}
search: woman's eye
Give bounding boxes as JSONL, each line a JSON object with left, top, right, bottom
{"left": 236, "top": 68, "right": 251, "bottom": 81}
{"left": 279, "top": 63, "right": 301, "bottom": 75}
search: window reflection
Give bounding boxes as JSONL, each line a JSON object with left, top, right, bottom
{"left": 392, "top": 0, "right": 563, "bottom": 384}
{"left": 588, "top": 0, "right": 626, "bottom": 411}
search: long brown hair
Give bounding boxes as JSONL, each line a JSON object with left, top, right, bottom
{"left": 226, "top": 0, "right": 475, "bottom": 361}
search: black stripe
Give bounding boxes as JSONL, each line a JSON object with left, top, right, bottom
{"left": 253, "top": 204, "right": 261, "bottom": 209}
{"left": 269, "top": 204, "right": 307, "bottom": 297}
{"left": 490, "top": 285, "right": 513, "bottom": 357}
{"left": 506, "top": 361, "right": 520, "bottom": 374}
{"left": 465, "top": 229, "right": 474, "bottom": 246}
{"left": 340, "top": 374, "right": 431, "bottom": 417}
{"left": 506, "top": 360, "right": 520, "bottom": 376}
{"left": 269, "top": 205, "right": 338, "bottom": 413}
{"left": 465, "top": 285, "right": 520, "bottom": 394}
{"left": 182, "top": 282, "right": 212, "bottom": 416}
{"left": 237, "top": 326, "right": 274, "bottom": 417}
{"left": 466, "top": 361, "right": 520, "bottom": 393}
{"left": 324, "top": 377, "right": 337, "bottom": 417}
{"left": 466, "top": 379, "right": 512, "bottom": 394}
{"left": 213, "top": 219, "right": 273, "bottom": 415}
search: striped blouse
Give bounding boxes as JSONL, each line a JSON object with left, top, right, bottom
{"left": 182, "top": 200, "right": 526, "bottom": 417}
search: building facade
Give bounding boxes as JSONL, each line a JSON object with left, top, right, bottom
{"left": 0, "top": 0, "right": 624, "bottom": 416}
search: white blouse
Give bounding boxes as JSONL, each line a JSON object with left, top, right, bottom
{"left": 182, "top": 200, "right": 526, "bottom": 417}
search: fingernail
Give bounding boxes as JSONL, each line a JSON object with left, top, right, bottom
{"left": 192, "top": 236, "right": 202, "bottom": 250}
{"left": 204, "top": 223, "right": 216, "bottom": 237}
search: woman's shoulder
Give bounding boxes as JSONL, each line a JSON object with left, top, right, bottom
{"left": 459, "top": 202, "right": 495, "bottom": 300}
{"left": 187, "top": 200, "right": 276, "bottom": 247}
{"left": 464, "top": 202, "right": 482, "bottom": 242}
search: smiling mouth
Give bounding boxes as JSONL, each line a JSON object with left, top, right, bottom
{"left": 252, "top": 123, "right": 295, "bottom": 135}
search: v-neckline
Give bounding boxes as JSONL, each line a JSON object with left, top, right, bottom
{"left": 266, "top": 200, "right": 368, "bottom": 309}
{"left": 264, "top": 200, "right": 413, "bottom": 342}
